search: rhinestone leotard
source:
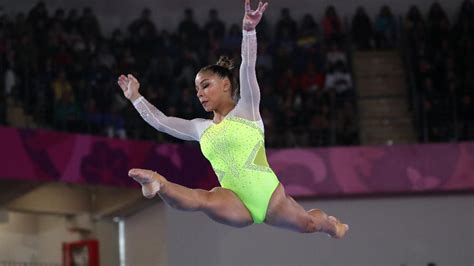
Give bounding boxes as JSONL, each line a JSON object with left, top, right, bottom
{"left": 199, "top": 116, "right": 278, "bottom": 223}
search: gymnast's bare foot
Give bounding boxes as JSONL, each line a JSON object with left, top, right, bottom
{"left": 327, "top": 215, "right": 349, "bottom": 239}
{"left": 308, "top": 209, "right": 348, "bottom": 239}
{"left": 128, "top": 168, "right": 165, "bottom": 199}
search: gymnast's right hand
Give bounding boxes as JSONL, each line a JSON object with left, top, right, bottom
{"left": 117, "top": 74, "right": 141, "bottom": 102}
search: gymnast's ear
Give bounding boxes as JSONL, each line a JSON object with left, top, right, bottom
{"left": 222, "top": 78, "right": 231, "bottom": 92}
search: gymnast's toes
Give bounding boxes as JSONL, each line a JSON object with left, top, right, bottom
{"left": 328, "top": 216, "right": 349, "bottom": 239}
{"left": 128, "top": 168, "right": 162, "bottom": 198}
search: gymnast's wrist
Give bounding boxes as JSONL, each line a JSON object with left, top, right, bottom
{"left": 243, "top": 29, "right": 256, "bottom": 36}
{"left": 131, "top": 94, "right": 143, "bottom": 104}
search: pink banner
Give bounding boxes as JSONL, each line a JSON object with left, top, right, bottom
{"left": 1, "top": 126, "right": 473, "bottom": 197}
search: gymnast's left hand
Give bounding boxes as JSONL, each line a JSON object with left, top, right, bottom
{"left": 242, "top": 0, "right": 268, "bottom": 32}
{"left": 117, "top": 74, "right": 141, "bottom": 102}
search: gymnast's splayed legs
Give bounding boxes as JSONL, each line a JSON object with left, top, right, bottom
{"left": 129, "top": 168, "right": 348, "bottom": 238}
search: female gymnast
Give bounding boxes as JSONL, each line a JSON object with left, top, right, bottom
{"left": 117, "top": 0, "right": 348, "bottom": 238}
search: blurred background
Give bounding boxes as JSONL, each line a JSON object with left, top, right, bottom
{"left": 0, "top": 0, "right": 473, "bottom": 265}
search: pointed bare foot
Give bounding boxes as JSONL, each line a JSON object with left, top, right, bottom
{"left": 327, "top": 216, "right": 349, "bottom": 239}
{"left": 128, "top": 168, "right": 165, "bottom": 199}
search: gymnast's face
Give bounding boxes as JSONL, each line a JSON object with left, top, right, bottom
{"left": 195, "top": 71, "right": 232, "bottom": 112}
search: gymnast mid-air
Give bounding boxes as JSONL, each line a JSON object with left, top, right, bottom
{"left": 117, "top": 0, "right": 348, "bottom": 238}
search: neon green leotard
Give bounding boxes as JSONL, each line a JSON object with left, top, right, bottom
{"left": 199, "top": 116, "right": 279, "bottom": 223}
{"left": 133, "top": 30, "right": 278, "bottom": 223}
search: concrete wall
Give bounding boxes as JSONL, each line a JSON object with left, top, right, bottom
{"left": 0, "top": 212, "right": 119, "bottom": 265}
{"left": 124, "top": 202, "right": 167, "bottom": 266}
{"left": 0, "top": 212, "right": 40, "bottom": 262}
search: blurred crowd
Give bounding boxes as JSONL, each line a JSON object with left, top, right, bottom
{"left": 403, "top": 1, "right": 474, "bottom": 142}
{"left": 0, "top": 2, "right": 358, "bottom": 147}
{"left": 348, "top": 0, "right": 474, "bottom": 143}
{"left": 346, "top": 0, "right": 474, "bottom": 143}
{"left": 1, "top": 1, "right": 472, "bottom": 147}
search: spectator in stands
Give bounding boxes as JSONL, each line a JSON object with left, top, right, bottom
{"left": 128, "top": 9, "right": 158, "bottom": 71}
{"left": 431, "top": 39, "right": 452, "bottom": 91}
{"left": 453, "top": 1, "right": 474, "bottom": 73}
{"left": 307, "top": 92, "right": 330, "bottom": 146}
{"left": 416, "top": 52, "right": 434, "bottom": 84}
{"left": 297, "top": 14, "right": 319, "bottom": 49}
{"left": 178, "top": 8, "right": 202, "bottom": 49}
{"left": 128, "top": 8, "right": 157, "bottom": 37}
{"left": 260, "top": 81, "right": 280, "bottom": 115}
{"left": 404, "top": 5, "right": 426, "bottom": 53}
{"left": 261, "top": 107, "right": 278, "bottom": 146}
{"left": 79, "top": 7, "right": 101, "bottom": 40}
{"left": 457, "top": 71, "right": 474, "bottom": 139}
{"left": 325, "top": 61, "right": 353, "bottom": 105}
{"left": 13, "top": 12, "right": 32, "bottom": 40}
{"left": 420, "top": 77, "right": 452, "bottom": 141}
{"left": 64, "top": 8, "right": 79, "bottom": 33}
{"left": 97, "top": 44, "right": 116, "bottom": 70}
{"left": 322, "top": 5, "right": 343, "bottom": 44}
{"left": 109, "top": 29, "right": 126, "bottom": 58}
{"left": 273, "top": 25, "right": 296, "bottom": 75}
{"left": 275, "top": 8, "right": 297, "bottom": 40}
{"left": 421, "top": 77, "right": 435, "bottom": 139}
{"left": 175, "top": 48, "right": 200, "bottom": 88}
{"left": 4, "top": 62, "right": 16, "bottom": 100}
{"left": 335, "top": 101, "right": 358, "bottom": 145}
{"left": 16, "top": 26, "right": 38, "bottom": 74}
{"left": 255, "top": 15, "right": 271, "bottom": 41}
{"left": 69, "top": 26, "right": 87, "bottom": 57}
{"left": 455, "top": 0, "right": 474, "bottom": 34}
{"left": 458, "top": 94, "right": 474, "bottom": 140}
{"left": 277, "top": 68, "right": 299, "bottom": 94}
{"left": 326, "top": 42, "right": 347, "bottom": 68}
{"left": 16, "top": 34, "right": 39, "bottom": 110}
{"left": 52, "top": 70, "right": 74, "bottom": 103}
{"left": 222, "top": 23, "right": 241, "bottom": 53}
{"left": 27, "top": 1, "right": 48, "bottom": 27}
{"left": 54, "top": 89, "right": 82, "bottom": 131}
{"left": 49, "top": 8, "right": 66, "bottom": 29}
{"left": 84, "top": 97, "right": 102, "bottom": 134}
{"left": 351, "top": 6, "right": 374, "bottom": 50}
{"left": 405, "top": 5, "right": 425, "bottom": 32}
{"left": 84, "top": 95, "right": 127, "bottom": 139}
{"left": 48, "top": 19, "right": 68, "bottom": 50}
{"left": 374, "top": 5, "right": 397, "bottom": 49}
{"left": 299, "top": 62, "right": 325, "bottom": 93}
{"left": 205, "top": 9, "right": 226, "bottom": 41}
{"left": 104, "top": 114, "right": 127, "bottom": 139}
{"left": 27, "top": 5, "right": 47, "bottom": 50}
{"left": 0, "top": 89, "right": 4, "bottom": 124}
{"left": 117, "top": 47, "right": 136, "bottom": 71}
{"left": 256, "top": 40, "right": 273, "bottom": 71}
{"left": 204, "top": 9, "right": 226, "bottom": 63}
{"left": 427, "top": 2, "right": 450, "bottom": 49}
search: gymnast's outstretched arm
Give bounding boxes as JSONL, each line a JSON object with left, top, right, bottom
{"left": 117, "top": 74, "right": 205, "bottom": 141}
{"left": 234, "top": 0, "right": 268, "bottom": 122}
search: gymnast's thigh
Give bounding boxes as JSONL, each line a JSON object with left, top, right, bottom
{"left": 202, "top": 187, "right": 254, "bottom": 227}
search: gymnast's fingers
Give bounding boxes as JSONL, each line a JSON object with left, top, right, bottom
{"left": 245, "top": 0, "right": 251, "bottom": 13}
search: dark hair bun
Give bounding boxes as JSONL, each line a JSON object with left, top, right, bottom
{"left": 216, "top": 56, "right": 235, "bottom": 71}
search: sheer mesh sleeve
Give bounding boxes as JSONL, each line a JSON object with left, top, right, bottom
{"left": 234, "top": 30, "right": 262, "bottom": 122}
{"left": 133, "top": 96, "right": 208, "bottom": 141}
